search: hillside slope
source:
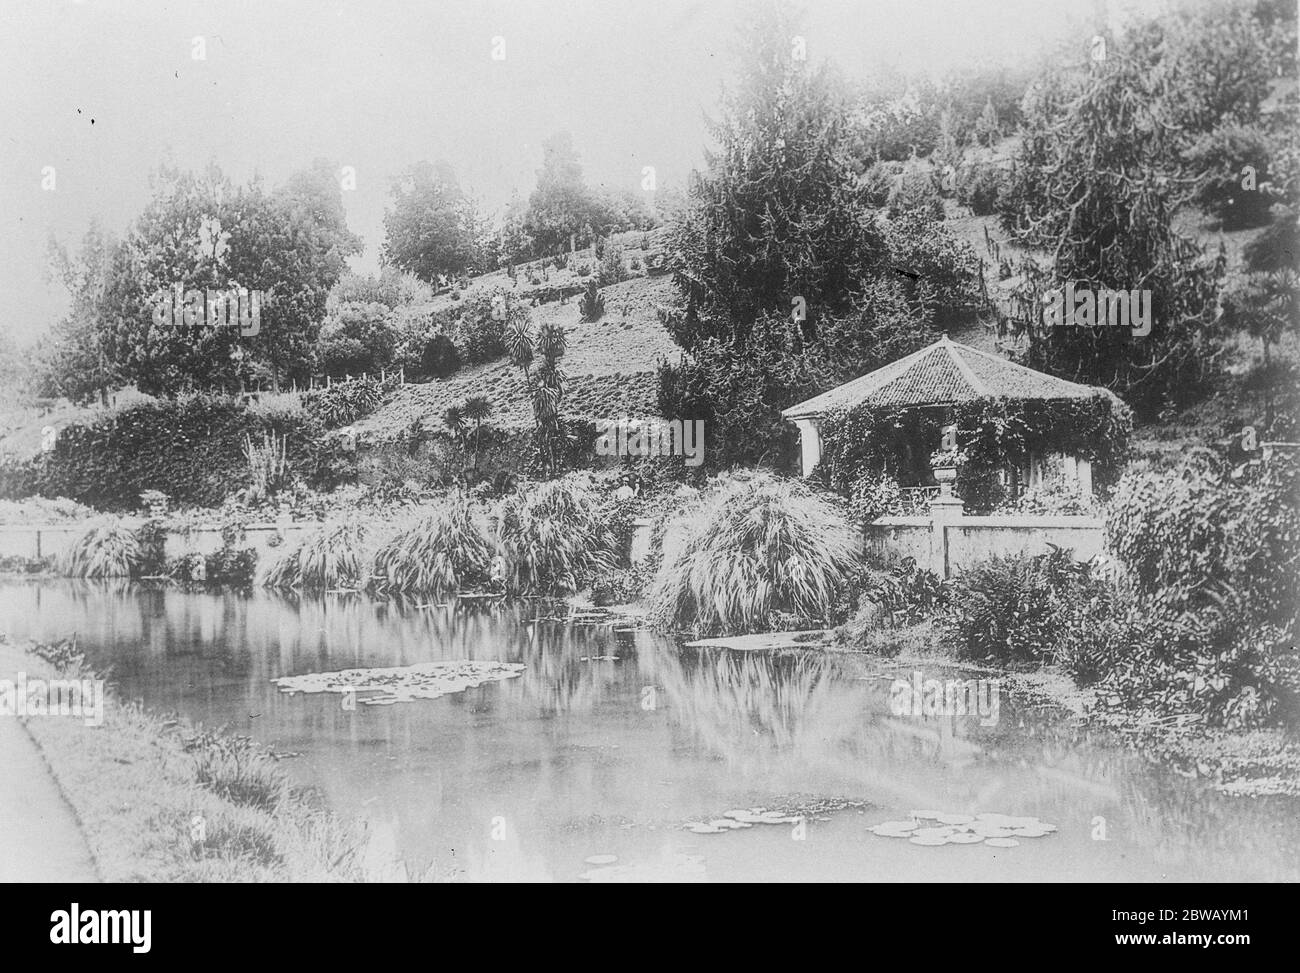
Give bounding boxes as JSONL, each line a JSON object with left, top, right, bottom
{"left": 354, "top": 274, "right": 683, "bottom": 437}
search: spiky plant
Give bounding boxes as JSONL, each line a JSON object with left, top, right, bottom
{"left": 649, "top": 472, "right": 860, "bottom": 635}
{"left": 495, "top": 478, "right": 616, "bottom": 595}
{"left": 462, "top": 395, "right": 494, "bottom": 472}
{"left": 59, "top": 518, "right": 143, "bottom": 578}
{"left": 243, "top": 430, "right": 290, "bottom": 503}
{"left": 261, "top": 521, "right": 364, "bottom": 589}
{"left": 370, "top": 500, "right": 495, "bottom": 596}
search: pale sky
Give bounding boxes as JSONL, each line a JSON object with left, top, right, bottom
{"left": 0, "top": 0, "right": 1169, "bottom": 345}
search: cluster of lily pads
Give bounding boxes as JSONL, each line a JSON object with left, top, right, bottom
{"left": 272, "top": 660, "right": 525, "bottom": 705}
{"left": 869, "top": 811, "right": 1057, "bottom": 847}
{"left": 684, "top": 808, "right": 805, "bottom": 834}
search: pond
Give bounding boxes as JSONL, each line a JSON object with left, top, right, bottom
{"left": 2, "top": 579, "right": 1297, "bottom": 882}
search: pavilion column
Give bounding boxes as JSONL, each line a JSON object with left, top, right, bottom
{"left": 794, "top": 418, "right": 822, "bottom": 478}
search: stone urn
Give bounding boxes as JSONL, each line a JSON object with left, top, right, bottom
{"left": 930, "top": 449, "right": 960, "bottom": 498}
{"left": 140, "top": 490, "right": 169, "bottom": 519}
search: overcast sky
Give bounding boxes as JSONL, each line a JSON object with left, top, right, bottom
{"left": 0, "top": 0, "right": 1167, "bottom": 345}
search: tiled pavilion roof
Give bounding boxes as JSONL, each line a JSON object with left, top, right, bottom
{"left": 781, "top": 335, "right": 1103, "bottom": 420}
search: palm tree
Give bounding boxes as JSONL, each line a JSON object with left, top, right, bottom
{"left": 442, "top": 405, "right": 467, "bottom": 467}
{"left": 463, "top": 395, "right": 494, "bottom": 473}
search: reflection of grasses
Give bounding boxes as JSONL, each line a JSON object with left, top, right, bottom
{"left": 639, "top": 640, "right": 855, "bottom": 761}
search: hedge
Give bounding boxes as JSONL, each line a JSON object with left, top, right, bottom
{"left": 0, "top": 398, "right": 350, "bottom": 511}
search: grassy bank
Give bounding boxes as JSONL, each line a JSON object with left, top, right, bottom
{"left": 0, "top": 636, "right": 442, "bottom": 882}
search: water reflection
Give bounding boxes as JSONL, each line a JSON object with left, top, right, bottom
{"left": 1, "top": 578, "right": 1296, "bottom": 882}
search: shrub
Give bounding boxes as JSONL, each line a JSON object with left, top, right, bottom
{"left": 956, "top": 161, "right": 1004, "bottom": 215}
{"left": 859, "top": 556, "right": 946, "bottom": 628}
{"left": 370, "top": 500, "right": 495, "bottom": 596}
{"left": 420, "top": 333, "right": 461, "bottom": 379}
{"left": 887, "top": 170, "right": 944, "bottom": 221}
{"left": 858, "top": 161, "right": 897, "bottom": 208}
{"left": 205, "top": 546, "right": 258, "bottom": 586}
{"left": 262, "top": 521, "right": 365, "bottom": 589}
{"left": 302, "top": 376, "right": 391, "bottom": 429}
{"left": 443, "top": 292, "right": 510, "bottom": 364}
{"left": 591, "top": 563, "right": 653, "bottom": 607}
{"left": 495, "top": 478, "right": 617, "bottom": 595}
{"left": 649, "top": 472, "right": 860, "bottom": 635}
{"left": 1182, "top": 123, "right": 1276, "bottom": 228}
{"left": 938, "top": 546, "right": 1108, "bottom": 666}
{"left": 578, "top": 279, "right": 605, "bottom": 322}
{"left": 1092, "top": 453, "right": 1300, "bottom": 727}
{"left": 58, "top": 519, "right": 143, "bottom": 578}
{"left": 598, "top": 240, "right": 627, "bottom": 287}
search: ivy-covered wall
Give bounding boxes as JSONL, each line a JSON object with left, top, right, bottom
{"left": 817, "top": 392, "right": 1133, "bottom": 511}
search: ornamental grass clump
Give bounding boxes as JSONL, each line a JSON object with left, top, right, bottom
{"left": 495, "top": 478, "right": 617, "bottom": 595}
{"left": 262, "top": 521, "right": 365, "bottom": 589}
{"left": 649, "top": 472, "right": 860, "bottom": 635}
{"left": 59, "top": 518, "right": 143, "bottom": 578}
{"left": 370, "top": 500, "right": 495, "bottom": 596}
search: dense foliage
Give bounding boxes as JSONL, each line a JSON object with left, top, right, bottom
{"left": 817, "top": 393, "right": 1132, "bottom": 511}
{"left": 2, "top": 397, "right": 345, "bottom": 509}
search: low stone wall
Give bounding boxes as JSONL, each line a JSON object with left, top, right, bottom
{"left": 866, "top": 513, "right": 1106, "bottom": 578}
{"left": 0, "top": 521, "right": 322, "bottom": 563}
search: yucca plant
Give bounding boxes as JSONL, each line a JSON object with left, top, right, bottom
{"left": 262, "top": 521, "right": 364, "bottom": 589}
{"left": 370, "top": 500, "right": 495, "bottom": 596}
{"left": 649, "top": 472, "right": 860, "bottom": 635}
{"left": 495, "top": 478, "right": 616, "bottom": 595}
{"left": 59, "top": 518, "right": 143, "bottom": 578}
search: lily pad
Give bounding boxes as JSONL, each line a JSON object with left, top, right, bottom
{"left": 583, "top": 854, "right": 618, "bottom": 865}
{"left": 908, "top": 835, "right": 950, "bottom": 846}
{"left": 936, "top": 813, "right": 975, "bottom": 825}
{"left": 946, "top": 832, "right": 985, "bottom": 844}
{"left": 684, "top": 822, "right": 726, "bottom": 834}
{"left": 876, "top": 820, "right": 920, "bottom": 832}
{"left": 984, "top": 837, "right": 1020, "bottom": 848}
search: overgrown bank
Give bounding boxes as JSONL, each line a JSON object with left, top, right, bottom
{"left": 0, "top": 636, "right": 443, "bottom": 881}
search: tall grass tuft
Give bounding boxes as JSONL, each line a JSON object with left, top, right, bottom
{"left": 370, "top": 500, "right": 495, "bottom": 596}
{"left": 261, "top": 521, "right": 364, "bottom": 589}
{"left": 243, "top": 430, "right": 291, "bottom": 502}
{"left": 58, "top": 518, "right": 143, "bottom": 578}
{"left": 184, "top": 728, "right": 289, "bottom": 812}
{"left": 649, "top": 472, "right": 860, "bottom": 635}
{"left": 496, "top": 477, "right": 617, "bottom": 595}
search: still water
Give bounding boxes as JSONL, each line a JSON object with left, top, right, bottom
{"left": 2, "top": 579, "right": 1297, "bottom": 882}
